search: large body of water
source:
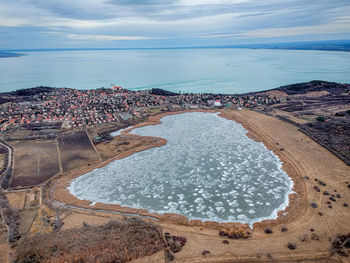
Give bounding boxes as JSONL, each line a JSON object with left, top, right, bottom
{"left": 1, "top": 49, "right": 350, "bottom": 94}
{"left": 69, "top": 112, "right": 293, "bottom": 225}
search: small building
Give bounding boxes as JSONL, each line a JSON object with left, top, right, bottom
{"left": 214, "top": 100, "right": 222, "bottom": 107}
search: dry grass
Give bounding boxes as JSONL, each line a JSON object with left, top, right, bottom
{"left": 14, "top": 217, "right": 165, "bottom": 263}
{"left": 95, "top": 136, "right": 156, "bottom": 160}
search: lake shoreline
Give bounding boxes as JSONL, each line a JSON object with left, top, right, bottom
{"left": 49, "top": 108, "right": 305, "bottom": 230}
{"left": 219, "top": 109, "right": 306, "bottom": 230}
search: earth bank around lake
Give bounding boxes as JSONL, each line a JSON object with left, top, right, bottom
{"left": 68, "top": 112, "right": 293, "bottom": 226}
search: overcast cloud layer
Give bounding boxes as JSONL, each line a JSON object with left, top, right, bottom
{"left": 0, "top": 0, "right": 350, "bottom": 49}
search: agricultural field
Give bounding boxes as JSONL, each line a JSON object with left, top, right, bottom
{"left": 9, "top": 140, "right": 60, "bottom": 188}
{"left": 58, "top": 131, "right": 99, "bottom": 172}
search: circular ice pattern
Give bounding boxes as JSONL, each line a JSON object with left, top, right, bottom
{"left": 69, "top": 112, "right": 293, "bottom": 225}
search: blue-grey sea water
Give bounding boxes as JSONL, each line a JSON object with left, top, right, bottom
{"left": 1, "top": 49, "right": 350, "bottom": 93}
{"left": 69, "top": 112, "right": 293, "bottom": 224}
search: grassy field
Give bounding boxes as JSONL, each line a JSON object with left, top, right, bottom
{"left": 9, "top": 140, "right": 60, "bottom": 188}
{"left": 58, "top": 131, "right": 99, "bottom": 172}
{"left": 95, "top": 136, "right": 157, "bottom": 160}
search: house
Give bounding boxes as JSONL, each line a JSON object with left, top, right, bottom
{"left": 214, "top": 100, "right": 222, "bottom": 107}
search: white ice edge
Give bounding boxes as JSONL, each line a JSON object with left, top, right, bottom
{"left": 69, "top": 179, "right": 293, "bottom": 229}
{"left": 110, "top": 126, "right": 132, "bottom": 137}
{"left": 68, "top": 112, "right": 294, "bottom": 229}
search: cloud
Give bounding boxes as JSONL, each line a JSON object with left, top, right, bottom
{"left": 0, "top": 0, "right": 350, "bottom": 48}
{"left": 66, "top": 33, "right": 161, "bottom": 41}
{"left": 0, "top": 14, "right": 27, "bottom": 27}
{"left": 197, "top": 19, "right": 350, "bottom": 39}
{"left": 242, "top": 20, "right": 350, "bottom": 38}
{"left": 176, "top": 0, "right": 252, "bottom": 7}
{"left": 107, "top": 0, "right": 176, "bottom": 6}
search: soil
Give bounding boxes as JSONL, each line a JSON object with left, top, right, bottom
{"left": 57, "top": 130, "right": 99, "bottom": 172}
{"left": 9, "top": 140, "right": 60, "bottom": 188}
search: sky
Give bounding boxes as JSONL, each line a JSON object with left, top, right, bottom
{"left": 0, "top": 0, "right": 350, "bottom": 49}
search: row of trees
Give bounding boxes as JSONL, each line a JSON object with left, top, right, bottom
{"left": 0, "top": 141, "right": 19, "bottom": 246}
{"left": 0, "top": 141, "right": 12, "bottom": 189}
{"left": 0, "top": 191, "right": 20, "bottom": 245}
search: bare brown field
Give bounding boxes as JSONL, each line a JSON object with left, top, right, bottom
{"left": 6, "top": 191, "right": 26, "bottom": 210}
{"left": 58, "top": 130, "right": 99, "bottom": 172}
{"left": 18, "top": 209, "right": 37, "bottom": 236}
{"left": 9, "top": 140, "right": 60, "bottom": 188}
{"left": 0, "top": 244, "right": 9, "bottom": 263}
{"left": 61, "top": 210, "right": 112, "bottom": 230}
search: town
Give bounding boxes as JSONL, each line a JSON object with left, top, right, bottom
{"left": 0, "top": 86, "right": 280, "bottom": 133}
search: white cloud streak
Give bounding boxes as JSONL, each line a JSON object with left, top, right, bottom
{"left": 242, "top": 18, "right": 350, "bottom": 38}
{"left": 176, "top": 0, "right": 252, "bottom": 6}
{"left": 197, "top": 16, "right": 350, "bottom": 38}
{"left": 0, "top": 0, "right": 349, "bottom": 46}
{"left": 66, "top": 33, "right": 161, "bottom": 41}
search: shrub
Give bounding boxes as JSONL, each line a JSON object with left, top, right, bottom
{"left": 14, "top": 217, "right": 165, "bottom": 263}
{"left": 219, "top": 227, "right": 251, "bottom": 239}
{"left": 316, "top": 116, "right": 325, "bottom": 122}
{"left": 0, "top": 191, "right": 20, "bottom": 246}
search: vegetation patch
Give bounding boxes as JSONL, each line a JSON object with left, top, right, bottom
{"left": 301, "top": 117, "right": 350, "bottom": 165}
{"left": 0, "top": 191, "right": 20, "bottom": 246}
{"left": 219, "top": 227, "right": 251, "bottom": 239}
{"left": 14, "top": 217, "right": 165, "bottom": 263}
{"left": 331, "top": 233, "right": 350, "bottom": 257}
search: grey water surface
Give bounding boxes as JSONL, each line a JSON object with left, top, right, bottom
{"left": 1, "top": 49, "right": 350, "bottom": 93}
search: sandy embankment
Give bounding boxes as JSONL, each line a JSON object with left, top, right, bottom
{"left": 219, "top": 110, "right": 307, "bottom": 230}
{"left": 50, "top": 109, "right": 306, "bottom": 229}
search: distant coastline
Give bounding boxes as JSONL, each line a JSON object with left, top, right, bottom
{"left": 0, "top": 51, "right": 24, "bottom": 58}
{"left": 1, "top": 48, "right": 349, "bottom": 94}
{"left": 3, "top": 39, "right": 350, "bottom": 53}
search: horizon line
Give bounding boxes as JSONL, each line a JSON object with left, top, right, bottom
{"left": 2, "top": 39, "right": 350, "bottom": 52}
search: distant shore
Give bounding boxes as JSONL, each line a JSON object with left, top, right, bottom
{"left": 4, "top": 39, "right": 350, "bottom": 53}
{"left": 0, "top": 51, "right": 24, "bottom": 58}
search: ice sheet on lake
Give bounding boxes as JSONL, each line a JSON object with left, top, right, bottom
{"left": 69, "top": 112, "right": 293, "bottom": 225}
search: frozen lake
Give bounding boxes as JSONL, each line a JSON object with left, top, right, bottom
{"left": 69, "top": 112, "right": 293, "bottom": 224}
